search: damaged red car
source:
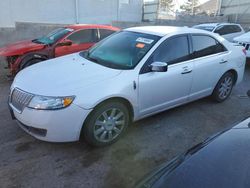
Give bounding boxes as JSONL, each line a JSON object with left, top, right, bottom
{"left": 0, "top": 24, "right": 119, "bottom": 77}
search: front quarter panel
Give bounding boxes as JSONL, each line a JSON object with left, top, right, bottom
{"left": 72, "top": 70, "right": 139, "bottom": 120}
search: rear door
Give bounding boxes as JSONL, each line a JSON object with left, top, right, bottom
{"left": 138, "top": 35, "right": 194, "bottom": 116}
{"left": 55, "top": 29, "right": 98, "bottom": 57}
{"left": 189, "top": 34, "right": 229, "bottom": 100}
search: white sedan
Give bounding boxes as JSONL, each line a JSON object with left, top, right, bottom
{"left": 234, "top": 32, "right": 250, "bottom": 58}
{"left": 9, "top": 26, "right": 246, "bottom": 146}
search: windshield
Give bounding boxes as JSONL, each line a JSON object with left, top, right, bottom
{"left": 83, "top": 31, "right": 160, "bottom": 69}
{"left": 33, "top": 28, "right": 73, "bottom": 45}
{"left": 193, "top": 25, "right": 215, "bottom": 32}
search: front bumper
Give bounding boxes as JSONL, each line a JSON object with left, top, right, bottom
{"left": 9, "top": 103, "right": 91, "bottom": 142}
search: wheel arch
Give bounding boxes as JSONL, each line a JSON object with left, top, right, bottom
{"left": 227, "top": 69, "right": 238, "bottom": 85}
{"left": 79, "top": 97, "right": 135, "bottom": 140}
{"left": 19, "top": 53, "right": 48, "bottom": 70}
{"left": 213, "top": 69, "right": 238, "bottom": 92}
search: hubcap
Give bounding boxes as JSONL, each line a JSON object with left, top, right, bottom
{"left": 218, "top": 76, "right": 233, "bottom": 99}
{"left": 94, "top": 108, "right": 125, "bottom": 142}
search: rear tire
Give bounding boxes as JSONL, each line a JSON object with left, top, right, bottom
{"left": 212, "top": 72, "right": 234, "bottom": 102}
{"left": 83, "top": 101, "right": 130, "bottom": 147}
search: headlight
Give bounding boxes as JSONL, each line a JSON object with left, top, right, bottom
{"left": 28, "top": 95, "right": 75, "bottom": 110}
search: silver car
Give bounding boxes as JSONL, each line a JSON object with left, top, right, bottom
{"left": 193, "top": 23, "right": 245, "bottom": 42}
{"left": 9, "top": 26, "right": 246, "bottom": 146}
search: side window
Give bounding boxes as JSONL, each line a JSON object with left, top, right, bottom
{"left": 214, "top": 26, "right": 228, "bottom": 35}
{"left": 141, "top": 35, "right": 190, "bottom": 74}
{"left": 230, "top": 25, "right": 242, "bottom": 33}
{"left": 67, "top": 29, "right": 97, "bottom": 44}
{"left": 150, "top": 36, "right": 190, "bottom": 65}
{"left": 192, "top": 35, "right": 226, "bottom": 58}
{"left": 215, "top": 25, "right": 242, "bottom": 35}
{"left": 99, "top": 29, "right": 116, "bottom": 40}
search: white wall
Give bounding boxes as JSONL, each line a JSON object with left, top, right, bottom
{"left": 221, "top": 0, "right": 250, "bottom": 15}
{"left": 0, "top": 1, "right": 14, "bottom": 27}
{"left": 220, "top": 0, "right": 250, "bottom": 25}
{"left": 0, "top": 0, "right": 143, "bottom": 28}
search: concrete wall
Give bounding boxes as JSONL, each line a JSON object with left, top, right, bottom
{"left": 0, "top": 0, "right": 143, "bottom": 28}
{"left": 221, "top": 0, "right": 250, "bottom": 28}
{"left": 0, "top": 22, "right": 65, "bottom": 47}
{"left": 114, "top": 15, "right": 228, "bottom": 28}
{"left": 0, "top": 14, "right": 228, "bottom": 47}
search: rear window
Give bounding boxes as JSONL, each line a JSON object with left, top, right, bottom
{"left": 192, "top": 35, "right": 227, "bottom": 58}
{"left": 230, "top": 25, "right": 242, "bottom": 33}
{"left": 215, "top": 25, "right": 242, "bottom": 35}
{"left": 67, "top": 29, "right": 98, "bottom": 44}
{"left": 99, "top": 29, "right": 116, "bottom": 40}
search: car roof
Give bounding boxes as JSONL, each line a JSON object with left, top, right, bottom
{"left": 66, "top": 24, "right": 120, "bottom": 31}
{"left": 125, "top": 26, "right": 210, "bottom": 37}
{"left": 195, "top": 22, "right": 241, "bottom": 27}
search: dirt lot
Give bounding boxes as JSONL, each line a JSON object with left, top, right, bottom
{"left": 0, "top": 60, "right": 250, "bottom": 188}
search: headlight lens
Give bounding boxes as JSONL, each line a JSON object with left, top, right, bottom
{"left": 28, "top": 95, "right": 75, "bottom": 110}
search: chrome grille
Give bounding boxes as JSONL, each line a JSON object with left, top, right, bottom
{"left": 10, "top": 88, "right": 33, "bottom": 113}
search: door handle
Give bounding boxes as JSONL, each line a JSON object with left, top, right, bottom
{"left": 181, "top": 67, "right": 192, "bottom": 74}
{"left": 182, "top": 70, "right": 192, "bottom": 74}
{"left": 219, "top": 60, "right": 228, "bottom": 64}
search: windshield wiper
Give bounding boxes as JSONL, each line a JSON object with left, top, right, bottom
{"left": 87, "top": 56, "right": 100, "bottom": 64}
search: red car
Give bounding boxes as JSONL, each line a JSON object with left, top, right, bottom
{"left": 0, "top": 24, "right": 120, "bottom": 76}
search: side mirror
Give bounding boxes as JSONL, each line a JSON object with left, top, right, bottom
{"left": 57, "top": 39, "right": 72, "bottom": 46}
{"left": 149, "top": 62, "right": 168, "bottom": 72}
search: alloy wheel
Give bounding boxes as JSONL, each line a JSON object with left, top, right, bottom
{"left": 218, "top": 76, "right": 233, "bottom": 100}
{"left": 93, "top": 108, "right": 125, "bottom": 143}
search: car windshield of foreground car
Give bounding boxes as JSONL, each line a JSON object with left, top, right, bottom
{"left": 193, "top": 26, "right": 215, "bottom": 32}
{"left": 33, "top": 28, "right": 73, "bottom": 45}
{"left": 83, "top": 31, "right": 161, "bottom": 69}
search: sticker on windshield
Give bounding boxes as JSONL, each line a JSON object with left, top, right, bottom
{"left": 136, "top": 43, "right": 145, "bottom": 48}
{"left": 136, "top": 37, "right": 154, "bottom": 44}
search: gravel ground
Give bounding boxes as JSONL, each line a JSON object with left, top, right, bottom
{"left": 0, "top": 59, "right": 250, "bottom": 188}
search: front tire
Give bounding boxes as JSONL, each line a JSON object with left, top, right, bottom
{"left": 212, "top": 72, "right": 234, "bottom": 102}
{"left": 83, "top": 101, "right": 130, "bottom": 147}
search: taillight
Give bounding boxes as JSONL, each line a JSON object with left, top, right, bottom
{"left": 243, "top": 48, "right": 247, "bottom": 55}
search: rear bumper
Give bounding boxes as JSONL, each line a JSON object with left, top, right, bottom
{"left": 10, "top": 103, "right": 92, "bottom": 142}
{"left": 246, "top": 51, "right": 250, "bottom": 58}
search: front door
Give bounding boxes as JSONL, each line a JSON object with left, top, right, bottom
{"left": 55, "top": 29, "right": 98, "bottom": 57}
{"left": 138, "top": 35, "right": 194, "bottom": 116}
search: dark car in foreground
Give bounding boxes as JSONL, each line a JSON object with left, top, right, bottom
{"left": 136, "top": 117, "right": 250, "bottom": 188}
{"left": 0, "top": 24, "right": 119, "bottom": 77}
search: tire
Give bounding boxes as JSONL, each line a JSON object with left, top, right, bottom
{"left": 83, "top": 101, "right": 130, "bottom": 147}
{"left": 212, "top": 72, "right": 235, "bottom": 102}
{"left": 20, "top": 58, "right": 43, "bottom": 70}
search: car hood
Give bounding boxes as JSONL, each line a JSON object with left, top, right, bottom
{"left": 12, "top": 53, "right": 122, "bottom": 96}
{"left": 136, "top": 117, "right": 250, "bottom": 188}
{"left": 234, "top": 32, "right": 250, "bottom": 43}
{"left": 0, "top": 40, "right": 45, "bottom": 56}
